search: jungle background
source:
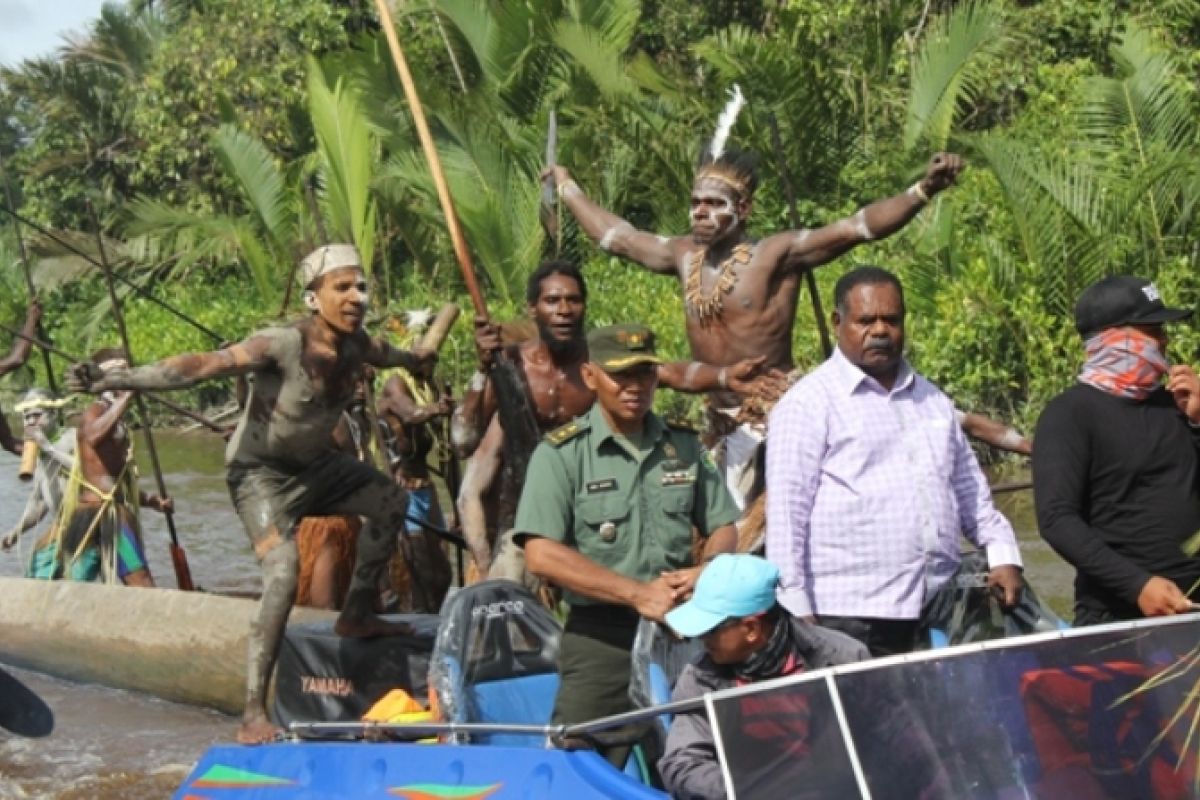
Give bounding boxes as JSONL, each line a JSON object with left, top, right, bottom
{"left": 1, "top": 0, "right": 1198, "bottom": 459}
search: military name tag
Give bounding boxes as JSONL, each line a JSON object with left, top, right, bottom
{"left": 587, "top": 478, "right": 618, "bottom": 494}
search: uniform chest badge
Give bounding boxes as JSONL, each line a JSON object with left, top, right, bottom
{"left": 661, "top": 470, "right": 696, "bottom": 487}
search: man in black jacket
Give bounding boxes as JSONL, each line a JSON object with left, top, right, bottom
{"left": 1034, "top": 275, "right": 1200, "bottom": 625}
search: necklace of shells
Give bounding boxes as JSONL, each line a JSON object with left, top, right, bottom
{"left": 684, "top": 241, "right": 753, "bottom": 325}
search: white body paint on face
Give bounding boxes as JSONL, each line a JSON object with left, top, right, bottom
{"left": 690, "top": 179, "right": 742, "bottom": 243}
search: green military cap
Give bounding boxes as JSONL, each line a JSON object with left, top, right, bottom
{"left": 587, "top": 323, "right": 663, "bottom": 372}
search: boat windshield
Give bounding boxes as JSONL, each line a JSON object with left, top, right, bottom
{"left": 707, "top": 615, "right": 1200, "bottom": 799}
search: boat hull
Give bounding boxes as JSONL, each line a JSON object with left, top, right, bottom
{"left": 0, "top": 577, "right": 335, "bottom": 714}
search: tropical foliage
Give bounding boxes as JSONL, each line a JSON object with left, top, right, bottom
{"left": 1, "top": 0, "right": 1198, "bottom": 451}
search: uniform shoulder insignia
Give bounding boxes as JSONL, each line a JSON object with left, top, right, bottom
{"left": 665, "top": 416, "right": 698, "bottom": 434}
{"left": 545, "top": 419, "right": 588, "bottom": 446}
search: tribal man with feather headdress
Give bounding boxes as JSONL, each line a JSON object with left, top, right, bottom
{"left": 547, "top": 86, "right": 963, "bottom": 509}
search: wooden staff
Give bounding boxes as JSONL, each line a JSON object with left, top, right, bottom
{"left": 0, "top": 151, "right": 58, "bottom": 394}
{"left": 373, "top": 0, "right": 539, "bottom": 479}
{"left": 373, "top": 0, "right": 487, "bottom": 317}
{"left": 87, "top": 204, "right": 195, "bottom": 592}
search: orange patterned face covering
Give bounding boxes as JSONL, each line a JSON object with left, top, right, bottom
{"left": 1078, "top": 326, "right": 1169, "bottom": 400}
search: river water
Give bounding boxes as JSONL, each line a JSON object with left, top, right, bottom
{"left": 0, "top": 429, "right": 1074, "bottom": 799}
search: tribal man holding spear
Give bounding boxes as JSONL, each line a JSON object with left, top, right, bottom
{"left": 547, "top": 89, "right": 963, "bottom": 506}
{"left": 67, "top": 243, "right": 433, "bottom": 744}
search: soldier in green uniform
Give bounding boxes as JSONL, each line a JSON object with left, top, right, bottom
{"left": 515, "top": 323, "right": 740, "bottom": 765}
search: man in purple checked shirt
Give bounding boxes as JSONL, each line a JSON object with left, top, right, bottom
{"left": 765, "top": 266, "right": 1023, "bottom": 657}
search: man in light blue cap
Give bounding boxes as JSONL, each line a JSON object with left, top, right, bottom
{"left": 659, "top": 554, "right": 867, "bottom": 800}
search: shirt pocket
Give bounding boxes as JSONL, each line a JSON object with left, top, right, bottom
{"left": 657, "top": 481, "right": 698, "bottom": 564}
{"left": 574, "top": 492, "right": 633, "bottom": 561}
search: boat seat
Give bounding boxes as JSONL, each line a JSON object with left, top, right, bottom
{"left": 430, "top": 580, "right": 562, "bottom": 747}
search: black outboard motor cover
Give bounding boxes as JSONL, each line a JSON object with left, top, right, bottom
{"left": 272, "top": 613, "right": 440, "bottom": 728}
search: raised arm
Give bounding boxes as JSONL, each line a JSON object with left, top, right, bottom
{"left": 779, "top": 153, "right": 963, "bottom": 270}
{"left": 0, "top": 301, "right": 42, "bottom": 376}
{"left": 79, "top": 391, "right": 136, "bottom": 449}
{"left": 451, "top": 317, "right": 502, "bottom": 457}
{"left": 69, "top": 333, "right": 279, "bottom": 393}
{"left": 547, "top": 166, "right": 683, "bottom": 274}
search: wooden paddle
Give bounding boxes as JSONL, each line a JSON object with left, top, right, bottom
{"left": 88, "top": 204, "right": 195, "bottom": 592}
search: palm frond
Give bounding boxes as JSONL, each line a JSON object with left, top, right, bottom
{"left": 307, "top": 57, "right": 378, "bottom": 272}
{"left": 904, "top": 0, "right": 1007, "bottom": 151}
{"left": 211, "top": 125, "right": 292, "bottom": 252}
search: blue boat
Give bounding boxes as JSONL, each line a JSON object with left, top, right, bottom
{"left": 176, "top": 579, "right": 1200, "bottom": 799}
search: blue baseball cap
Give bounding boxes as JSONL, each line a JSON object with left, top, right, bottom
{"left": 665, "top": 555, "right": 780, "bottom": 638}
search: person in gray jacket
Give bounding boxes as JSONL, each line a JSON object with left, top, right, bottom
{"left": 658, "top": 554, "right": 868, "bottom": 800}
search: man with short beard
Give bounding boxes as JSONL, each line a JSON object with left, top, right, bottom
{"left": 451, "top": 260, "right": 779, "bottom": 580}
{"left": 67, "top": 243, "right": 433, "bottom": 745}
{"left": 547, "top": 148, "right": 962, "bottom": 507}
{"left": 765, "top": 266, "right": 1023, "bottom": 656}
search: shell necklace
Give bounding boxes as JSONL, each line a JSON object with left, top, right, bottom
{"left": 684, "top": 242, "right": 753, "bottom": 325}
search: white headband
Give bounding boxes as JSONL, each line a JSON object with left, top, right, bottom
{"left": 300, "top": 244, "right": 362, "bottom": 288}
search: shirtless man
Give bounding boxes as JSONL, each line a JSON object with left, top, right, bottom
{"left": 377, "top": 354, "right": 454, "bottom": 610}
{"left": 547, "top": 149, "right": 963, "bottom": 504}
{"left": 37, "top": 351, "right": 170, "bottom": 585}
{"left": 452, "top": 260, "right": 779, "bottom": 577}
{"left": 0, "top": 301, "right": 44, "bottom": 454}
{"left": 66, "top": 244, "right": 432, "bottom": 744}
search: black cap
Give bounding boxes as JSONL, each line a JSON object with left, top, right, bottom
{"left": 1074, "top": 276, "right": 1192, "bottom": 337}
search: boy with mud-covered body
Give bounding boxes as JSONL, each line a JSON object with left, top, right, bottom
{"left": 68, "top": 244, "right": 433, "bottom": 744}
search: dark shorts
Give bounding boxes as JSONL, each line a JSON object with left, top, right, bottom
{"left": 226, "top": 450, "right": 384, "bottom": 548}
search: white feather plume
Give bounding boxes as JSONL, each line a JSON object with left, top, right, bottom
{"left": 708, "top": 84, "right": 745, "bottom": 161}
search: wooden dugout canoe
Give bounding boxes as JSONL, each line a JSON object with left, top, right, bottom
{"left": 0, "top": 577, "right": 335, "bottom": 715}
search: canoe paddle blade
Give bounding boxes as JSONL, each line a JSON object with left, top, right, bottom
{"left": 0, "top": 664, "right": 54, "bottom": 738}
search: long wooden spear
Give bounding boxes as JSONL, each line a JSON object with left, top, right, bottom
{"left": 87, "top": 203, "right": 195, "bottom": 592}
{"left": 373, "top": 0, "right": 539, "bottom": 530}
{"left": 373, "top": 0, "right": 486, "bottom": 315}
{"left": 0, "top": 152, "right": 58, "bottom": 394}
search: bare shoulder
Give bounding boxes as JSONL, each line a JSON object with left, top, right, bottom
{"left": 758, "top": 229, "right": 809, "bottom": 265}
